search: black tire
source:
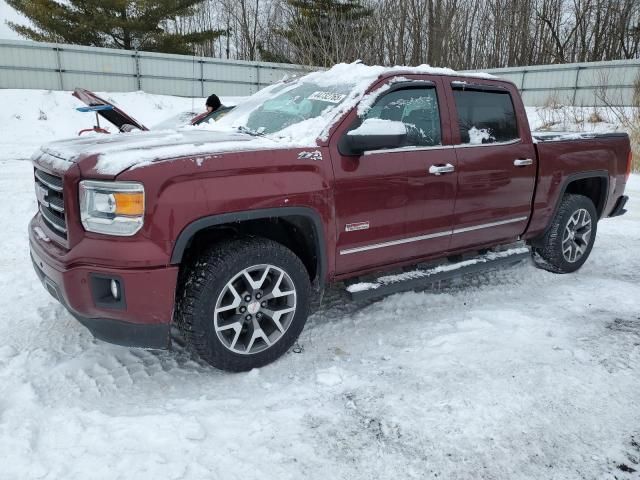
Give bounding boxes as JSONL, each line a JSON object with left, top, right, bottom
{"left": 531, "top": 194, "right": 598, "bottom": 273}
{"left": 177, "top": 237, "right": 311, "bottom": 371}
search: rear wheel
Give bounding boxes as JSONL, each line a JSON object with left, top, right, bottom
{"left": 177, "top": 237, "right": 311, "bottom": 371}
{"left": 531, "top": 194, "right": 597, "bottom": 273}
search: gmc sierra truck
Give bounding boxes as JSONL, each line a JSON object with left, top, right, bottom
{"left": 29, "top": 63, "right": 632, "bottom": 371}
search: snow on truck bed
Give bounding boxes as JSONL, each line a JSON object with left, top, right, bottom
{"left": 0, "top": 85, "right": 639, "bottom": 479}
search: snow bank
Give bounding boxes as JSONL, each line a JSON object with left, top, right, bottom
{"left": 526, "top": 105, "right": 632, "bottom": 136}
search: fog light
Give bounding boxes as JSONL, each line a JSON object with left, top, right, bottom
{"left": 110, "top": 279, "right": 120, "bottom": 300}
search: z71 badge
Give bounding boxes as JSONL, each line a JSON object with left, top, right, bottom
{"left": 297, "top": 150, "right": 323, "bottom": 161}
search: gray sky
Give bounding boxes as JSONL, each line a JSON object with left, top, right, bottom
{"left": 0, "top": 0, "right": 30, "bottom": 40}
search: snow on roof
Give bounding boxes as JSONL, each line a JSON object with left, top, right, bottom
{"left": 300, "top": 62, "right": 496, "bottom": 86}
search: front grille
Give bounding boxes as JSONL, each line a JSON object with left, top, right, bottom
{"left": 34, "top": 167, "right": 67, "bottom": 239}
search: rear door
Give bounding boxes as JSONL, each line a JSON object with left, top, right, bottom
{"left": 445, "top": 80, "right": 536, "bottom": 250}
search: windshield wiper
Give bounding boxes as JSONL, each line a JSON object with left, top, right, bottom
{"left": 236, "top": 125, "right": 265, "bottom": 137}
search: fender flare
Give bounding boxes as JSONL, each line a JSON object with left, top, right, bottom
{"left": 540, "top": 170, "right": 609, "bottom": 236}
{"left": 170, "top": 206, "right": 328, "bottom": 286}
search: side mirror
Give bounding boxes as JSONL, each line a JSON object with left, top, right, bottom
{"left": 341, "top": 118, "right": 407, "bottom": 155}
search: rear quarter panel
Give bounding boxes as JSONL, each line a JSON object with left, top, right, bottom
{"left": 525, "top": 135, "right": 630, "bottom": 239}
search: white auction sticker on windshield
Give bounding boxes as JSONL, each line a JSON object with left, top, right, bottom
{"left": 308, "top": 91, "right": 347, "bottom": 103}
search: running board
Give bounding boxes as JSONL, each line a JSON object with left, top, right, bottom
{"left": 346, "top": 247, "right": 530, "bottom": 301}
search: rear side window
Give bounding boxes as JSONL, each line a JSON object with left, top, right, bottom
{"left": 452, "top": 87, "right": 518, "bottom": 144}
{"left": 362, "top": 87, "right": 441, "bottom": 147}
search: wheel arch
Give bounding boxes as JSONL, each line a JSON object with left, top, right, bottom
{"left": 563, "top": 172, "right": 609, "bottom": 219}
{"left": 170, "top": 207, "right": 327, "bottom": 288}
{"left": 549, "top": 170, "right": 609, "bottom": 225}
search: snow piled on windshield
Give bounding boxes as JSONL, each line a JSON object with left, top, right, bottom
{"left": 206, "top": 62, "right": 495, "bottom": 146}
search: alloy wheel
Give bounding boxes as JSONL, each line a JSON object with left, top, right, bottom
{"left": 213, "top": 264, "right": 297, "bottom": 355}
{"left": 562, "top": 208, "right": 592, "bottom": 263}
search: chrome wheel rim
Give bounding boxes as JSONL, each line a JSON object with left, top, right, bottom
{"left": 214, "top": 264, "right": 297, "bottom": 355}
{"left": 562, "top": 208, "right": 592, "bottom": 263}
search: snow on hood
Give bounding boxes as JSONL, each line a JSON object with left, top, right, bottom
{"left": 36, "top": 128, "right": 283, "bottom": 175}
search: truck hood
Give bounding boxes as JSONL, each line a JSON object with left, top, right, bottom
{"left": 37, "top": 129, "right": 282, "bottom": 176}
{"left": 73, "top": 88, "right": 149, "bottom": 131}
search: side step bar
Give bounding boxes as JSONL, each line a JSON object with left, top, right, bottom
{"left": 346, "top": 246, "right": 530, "bottom": 301}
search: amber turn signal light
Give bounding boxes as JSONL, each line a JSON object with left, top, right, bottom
{"left": 113, "top": 192, "right": 145, "bottom": 216}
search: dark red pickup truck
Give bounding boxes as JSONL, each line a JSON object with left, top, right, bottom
{"left": 29, "top": 63, "right": 631, "bottom": 371}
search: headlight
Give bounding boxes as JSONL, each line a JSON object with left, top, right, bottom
{"left": 79, "top": 180, "right": 144, "bottom": 236}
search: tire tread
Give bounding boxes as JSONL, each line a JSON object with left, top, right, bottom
{"left": 177, "top": 237, "right": 310, "bottom": 371}
{"left": 531, "top": 193, "right": 597, "bottom": 274}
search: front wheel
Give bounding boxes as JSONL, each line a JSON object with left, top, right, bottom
{"left": 531, "top": 194, "right": 598, "bottom": 273}
{"left": 177, "top": 237, "right": 311, "bottom": 371}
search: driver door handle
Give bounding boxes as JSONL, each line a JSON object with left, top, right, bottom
{"left": 429, "top": 163, "right": 455, "bottom": 175}
{"left": 514, "top": 158, "right": 533, "bottom": 167}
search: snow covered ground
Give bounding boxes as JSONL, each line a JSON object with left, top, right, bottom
{"left": 0, "top": 90, "right": 639, "bottom": 479}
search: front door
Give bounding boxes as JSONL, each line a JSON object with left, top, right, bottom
{"left": 330, "top": 79, "right": 457, "bottom": 275}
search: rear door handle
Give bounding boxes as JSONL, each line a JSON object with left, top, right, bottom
{"left": 428, "top": 163, "right": 455, "bottom": 175}
{"left": 514, "top": 158, "right": 533, "bottom": 167}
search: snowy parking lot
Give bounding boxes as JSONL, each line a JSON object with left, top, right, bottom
{"left": 0, "top": 90, "right": 639, "bottom": 479}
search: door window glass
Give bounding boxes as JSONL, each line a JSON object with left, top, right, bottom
{"left": 362, "top": 88, "right": 442, "bottom": 147}
{"left": 452, "top": 88, "right": 518, "bottom": 144}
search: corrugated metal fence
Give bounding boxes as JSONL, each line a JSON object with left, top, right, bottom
{"left": 0, "top": 39, "right": 638, "bottom": 105}
{"left": 474, "top": 59, "right": 640, "bottom": 107}
{"left": 0, "top": 39, "right": 311, "bottom": 97}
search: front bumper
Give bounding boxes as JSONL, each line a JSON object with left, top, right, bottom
{"left": 29, "top": 217, "right": 178, "bottom": 349}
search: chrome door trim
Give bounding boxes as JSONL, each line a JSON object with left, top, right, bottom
{"left": 339, "top": 216, "right": 528, "bottom": 255}
{"left": 340, "top": 230, "right": 451, "bottom": 255}
{"left": 363, "top": 145, "right": 454, "bottom": 156}
{"left": 452, "top": 216, "right": 528, "bottom": 234}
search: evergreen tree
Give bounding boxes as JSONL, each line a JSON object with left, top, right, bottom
{"left": 6, "top": 0, "right": 226, "bottom": 55}
{"left": 280, "top": 0, "right": 372, "bottom": 66}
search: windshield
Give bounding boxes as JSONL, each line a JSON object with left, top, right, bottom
{"left": 152, "top": 111, "right": 198, "bottom": 130}
{"left": 212, "top": 79, "right": 354, "bottom": 138}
